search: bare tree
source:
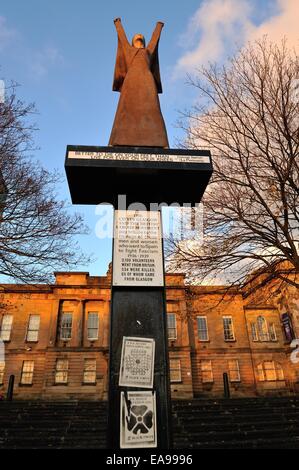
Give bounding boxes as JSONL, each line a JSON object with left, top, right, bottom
{"left": 168, "top": 38, "right": 299, "bottom": 292}
{"left": 0, "top": 82, "right": 90, "bottom": 283}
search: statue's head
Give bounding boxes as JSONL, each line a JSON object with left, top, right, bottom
{"left": 132, "top": 34, "right": 145, "bottom": 49}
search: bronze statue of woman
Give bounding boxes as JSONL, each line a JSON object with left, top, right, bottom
{"left": 109, "top": 18, "right": 169, "bottom": 148}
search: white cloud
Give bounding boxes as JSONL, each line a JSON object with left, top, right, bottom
{"left": 174, "top": 0, "right": 299, "bottom": 77}
{"left": 0, "top": 16, "right": 17, "bottom": 51}
{"left": 174, "top": 0, "right": 253, "bottom": 77}
{"left": 31, "top": 46, "right": 64, "bottom": 79}
{"left": 251, "top": 0, "right": 299, "bottom": 48}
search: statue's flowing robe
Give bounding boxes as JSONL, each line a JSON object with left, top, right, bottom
{"left": 109, "top": 21, "right": 169, "bottom": 148}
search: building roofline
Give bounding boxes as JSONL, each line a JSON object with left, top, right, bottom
{"left": 244, "top": 305, "right": 277, "bottom": 310}
{"left": 54, "top": 271, "right": 90, "bottom": 275}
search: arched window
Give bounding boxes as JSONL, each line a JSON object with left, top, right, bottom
{"left": 257, "top": 316, "right": 269, "bottom": 342}
{"left": 251, "top": 317, "right": 278, "bottom": 342}
{"left": 256, "top": 362, "right": 285, "bottom": 381}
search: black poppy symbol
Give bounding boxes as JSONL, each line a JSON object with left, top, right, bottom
{"left": 126, "top": 405, "right": 153, "bottom": 434}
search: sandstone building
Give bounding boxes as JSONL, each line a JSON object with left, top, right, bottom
{"left": 0, "top": 269, "right": 298, "bottom": 400}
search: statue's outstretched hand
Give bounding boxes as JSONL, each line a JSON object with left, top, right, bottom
{"left": 114, "top": 17, "right": 121, "bottom": 23}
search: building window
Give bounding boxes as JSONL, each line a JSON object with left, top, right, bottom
{"left": 201, "top": 360, "right": 213, "bottom": 383}
{"left": 83, "top": 359, "right": 97, "bottom": 384}
{"left": 223, "top": 316, "right": 235, "bottom": 341}
{"left": 257, "top": 316, "right": 269, "bottom": 341}
{"left": 167, "top": 314, "right": 177, "bottom": 340}
{"left": 55, "top": 359, "right": 69, "bottom": 384}
{"left": 264, "top": 361, "right": 278, "bottom": 381}
{"left": 0, "top": 362, "right": 4, "bottom": 385}
{"left": 228, "top": 360, "right": 241, "bottom": 382}
{"left": 0, "top": 315, "right": 13, "bottom": 341}
{"left": 26, "top": 315, "right": 40, "bottom": 342}
{"left": 251, "top": 317, "right": 278, "bottom": 342}
{"left": 87, "top": 313, "right": 99, "bottom": 341}
{"left": 251, "top": 323, "right": 259, "bottom": 342}
{"left": 197, "top": 316, "right": 209, "bottom": 341}
{"left": 60, "top": 313, "right": 73, "bottom": 341}
{"left": 257, "top": 362, "right": 285, "bottom": 382}
{"left": 269, "top": 323, "right": 277, "bottom": 341}
{"left": 170, "top": 359, "right": 181, "bottom": 382}
{"left": 20, "top": 361, "right": 34, "bottom": 385}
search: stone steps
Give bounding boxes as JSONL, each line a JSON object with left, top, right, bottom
{"left": 0, "top": 397, "right": 298, "bottom": 449}
{"left": 172, "top": 396, "right": 299, "bottom": 449}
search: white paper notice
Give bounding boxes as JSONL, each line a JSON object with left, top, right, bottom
{"left": 113, "top": 210, "right": 164, "bottom": 287}
{"left": 120, "top": 391, "right": 157, "bottom": 448}
{"left": 119, "top": 337, "right": 155, "bottom": 389}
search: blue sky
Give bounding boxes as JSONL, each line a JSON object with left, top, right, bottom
{"left": 0, "top": 0, "right": 296, "bottom": 278}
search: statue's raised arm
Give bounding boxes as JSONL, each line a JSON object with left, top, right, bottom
{"left": 113, "top": 17, "right": 130, "bottom": 47}
{"left": 147, "top": 22, "right": 164, "bottom": 94}
{"left": 112, "top": 18, "right": 130, "bottom": 92}
{"left": 109, "top": 18, "right": 169, "bottom": 148}
{"left": 147, "top": 21, "right": 164, "bottom": 53}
